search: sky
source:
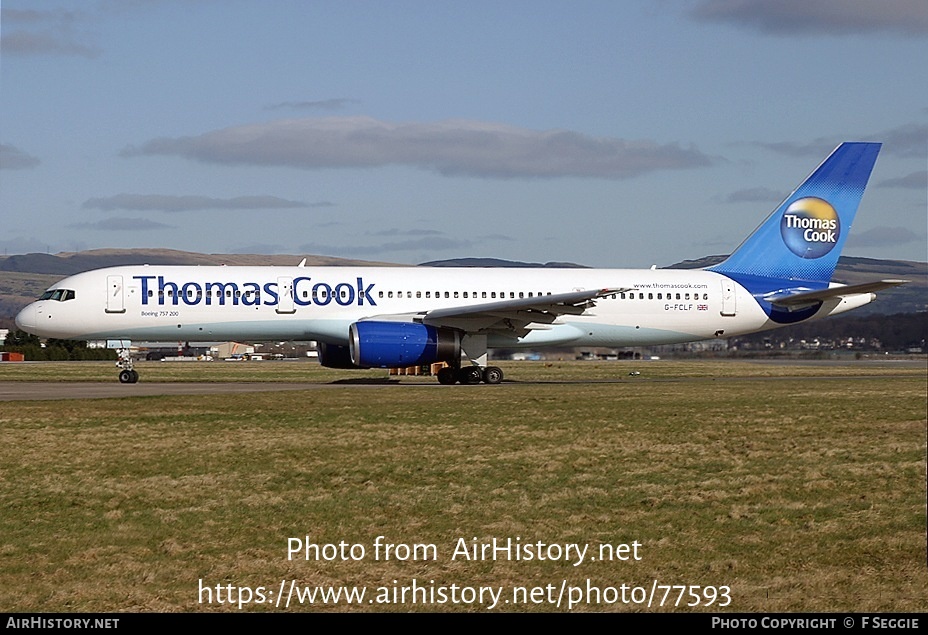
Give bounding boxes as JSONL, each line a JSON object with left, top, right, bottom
{"left": 1, "top": 0, "right": 926, "bottom": 268}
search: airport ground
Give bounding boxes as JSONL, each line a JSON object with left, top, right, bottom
{"left": 0, "top": 359, "right": 925, "bottom": 613}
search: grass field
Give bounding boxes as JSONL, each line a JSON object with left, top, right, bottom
{"left": 0, "top": 359, "right": 925, "bottom": 613}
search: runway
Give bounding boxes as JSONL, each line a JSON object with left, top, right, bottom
{"left": 3, "top": 358, "right": 924, "bottom": 401}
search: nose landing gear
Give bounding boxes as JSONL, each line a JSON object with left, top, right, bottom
{"left": 116, "top": 347, "right": 139, "bottom": 383}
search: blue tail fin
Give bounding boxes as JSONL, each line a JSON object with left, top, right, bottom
{"left": 709, "top": 142, "right": 881, "bottom": 284}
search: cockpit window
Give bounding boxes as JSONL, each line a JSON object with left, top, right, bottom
{"left": 38, "top": 289, "right": 75, "bottom": 302}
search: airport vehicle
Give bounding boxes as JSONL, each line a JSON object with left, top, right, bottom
{"left": 14, "top": 142, "right": 906, "bottom": 384}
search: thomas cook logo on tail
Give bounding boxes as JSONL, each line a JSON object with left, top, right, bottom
{"left": 780, "top": 197, "right": 840, "bottom": 259}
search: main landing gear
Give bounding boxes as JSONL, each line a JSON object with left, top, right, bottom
{"left": 436, "top": 364, "right": 504, "bottom": 385}
{"left": 433, "top": 333, "right": 502, "bottom": 385}
{"left": 116, "top": 347, "right": 139, "bottom": 384}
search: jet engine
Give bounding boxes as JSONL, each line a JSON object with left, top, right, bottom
{"left": 349, "top": 321, "right": 461, "bottom": 368}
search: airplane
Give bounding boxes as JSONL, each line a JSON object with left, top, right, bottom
{"left": 14, "top": 141, "right": 908, "bottom": 385}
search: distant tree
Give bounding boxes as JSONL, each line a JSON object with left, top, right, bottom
{"left": 1, "top": 331, "right": 116, "bottom": 360}
{"left": 2, "top": 329, "right": 40, "bottom": 347}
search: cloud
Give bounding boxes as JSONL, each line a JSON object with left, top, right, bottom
{"left": 68, "top": 218, "right": 173, "bottom": 231}
{"left": 122, "top": 116, "right": 713, "bottom": 179}
{"left": 0, "top": 143, "right": 40, "bottom": 170}
{"left": 81, "top": 194, "right": 327, "bottom": 212}
{"left": 724, "top": 187, "right": 783, "bottom": 203}
{"left": 877, "top": 170, "right": 928, "bottom": 189}
{"left": 0, "top": 8, "right": 100, "bottom": 57}
{"left": 476, "top": 233, "right": 516, "bottom": 242}
{"left": 0, "top": 236, "right": 59, "bottom": 254}
{"left": 753, "top": 138, "right": 840, "bottom": 158}
{"left": 299, "top": 236, "right": 473, "bottom": 257}
{"left": 845, "top": 226, "right": 925, "bottom": 248}
{"left": 878, "top": 123, "right": 928, "bottom": 158}
{"left": 265, "top": 99, "right": 360, "bottom": 112}
{"left": 369, "top": 228, "right": 444, "bottom": 237}
{"left": 753, "top": 123, "right": 928, "bottom": 158}
{"left": 688, "top": 0, "right": 928, "bottom": 37}
{"left": 227, "top": 243, "right": 290, "bottom": 255}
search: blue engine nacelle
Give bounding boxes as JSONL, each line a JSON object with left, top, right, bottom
{"left": 349, "top": 321, "right": 461, "bottom": 368}
{"left": 317, "top": 342, "right": 357, "bottom": 369}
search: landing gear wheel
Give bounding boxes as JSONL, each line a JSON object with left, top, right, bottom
{"left": 115, "top": 345, "right": 138, "bottom": 383}
{"left": 457, "top": 366, "right": 483, "bottom": 384}
{"left": 482, "top": 366, "right": 503, "bottom": 384}
{"left": 437, "top": 367, "right": 457, "bottom": 385}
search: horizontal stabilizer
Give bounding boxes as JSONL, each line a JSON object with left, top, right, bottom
{"left": 765, "top": 279, "right": 909, "bottom": 306}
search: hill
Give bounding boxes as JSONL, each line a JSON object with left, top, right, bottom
{"left": 0, "top": 248, "right": 398, "bottom": 276}
{"left": 420, "top": 257, "right": 587, "bottom": 268}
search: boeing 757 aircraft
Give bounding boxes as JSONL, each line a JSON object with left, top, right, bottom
{"left": 15, "top": 142, "right": 906, "bottom": 384}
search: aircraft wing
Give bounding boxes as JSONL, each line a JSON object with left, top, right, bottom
{"left": 363, "top": 288, "right": 630, "bottom": 339}
{"left": 765, "top": 279, "right": 909, "bottom": 307}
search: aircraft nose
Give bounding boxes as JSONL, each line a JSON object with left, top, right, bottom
{"left": 14, "top": 304, "right": 36, "bottom": 332}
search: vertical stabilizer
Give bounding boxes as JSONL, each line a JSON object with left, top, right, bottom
{"left": 709, "top": 142, "right": 881, "bottom": 284}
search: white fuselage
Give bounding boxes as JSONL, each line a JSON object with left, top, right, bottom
{"left": 14, "top": 265, "right": 872, "bottom": 348}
